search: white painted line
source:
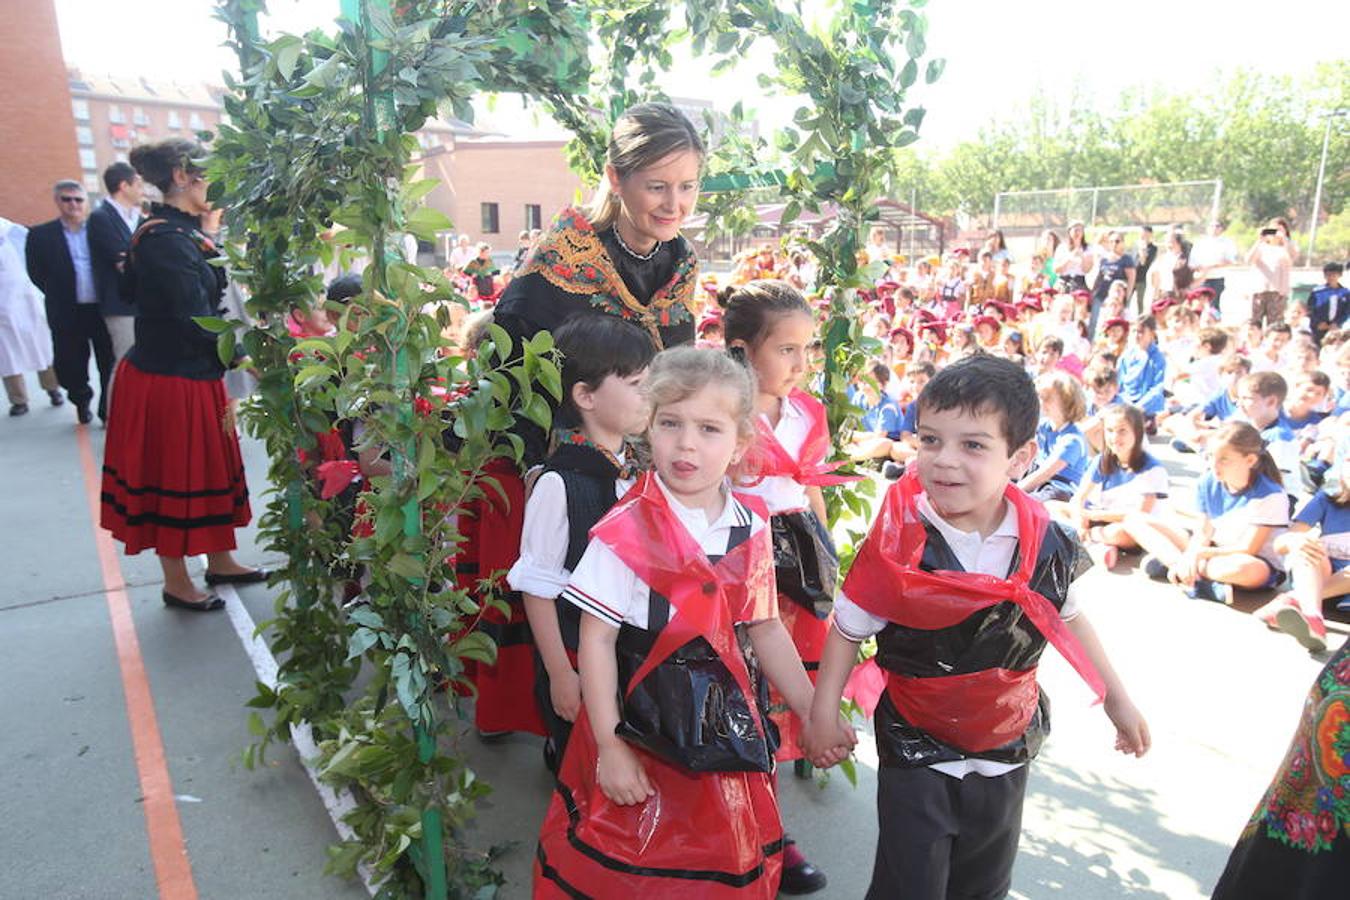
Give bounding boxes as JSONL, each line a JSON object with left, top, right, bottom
{"left": 212, "top": 573, "right": 379, "bottom": 897}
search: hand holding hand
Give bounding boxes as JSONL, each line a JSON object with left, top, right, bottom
{"left": 596, "top": 741, "right": 655, "bottom": 806}
{"left": 801, "top": 712, "right": 858, "bottom": 768}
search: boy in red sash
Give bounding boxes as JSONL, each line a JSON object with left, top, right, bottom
{"left": 804, "top": 354, "right": 1150, "bottom": 900}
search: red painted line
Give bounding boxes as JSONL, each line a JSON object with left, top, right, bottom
{"left": 77, "top": 426, "right": 198, "bottom": 900}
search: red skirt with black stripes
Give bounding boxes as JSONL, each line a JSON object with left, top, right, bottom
{"left": 100, "top": 359, "right": 251, "bottom": 557}
{"left": 534, "top": 707, "right": 784, "bottom": 898}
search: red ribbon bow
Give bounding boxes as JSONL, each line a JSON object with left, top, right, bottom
{"left": 842, "top": 469, "right": 1105, "bottom": 747}
{"left": 751, "top": 389, "right": 863, "bottom": 488}
{"left": 591, "top": 474, "right": 776, "bottom": 718}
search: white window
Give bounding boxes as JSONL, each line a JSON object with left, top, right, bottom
{"left": 79, "top": 148, "right": 97, "bottom": 170}
{"left": 72, "top": 99, "right": 90, "bottom": 121}
{"left": 188, "top": 112, "right": 205, "bottom": 131}
{"left": 83, "top": 173, "right": 101, "bottom": 193}
{"left": 76, "top": 126, "right": 94, "bottom": 146}
{"left": 167, "top": 110, "right": 181, "bottom": 128}
{"left": 133, "top": 106, "right": 148, "bottom": 126}
{"left": 108, "top": 105, "right": 125, "bottom": 124}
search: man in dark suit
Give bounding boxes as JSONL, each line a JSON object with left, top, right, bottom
{"left": 25, "top": 180, "right": 114, "bottom": 424}
{"left": 88, "top": 162, "right": 143, "bottom": 364}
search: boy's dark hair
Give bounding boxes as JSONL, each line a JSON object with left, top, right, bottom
{"left": 553, "top": 314, "right": 656, "bottom": 427}
{"left": 916, "top": 355, "right": 1039, "bottom": 451}
{"left": 718, "top": 279, "right": 812, "bottom": 348}
{"left": 898, "top": 286, "right": 917, "bottom": 301}
{"left": 1301, "top": 370, "right": 1332, "bottom": 391}
{"left": 1267, "top": 322, "right": 1292, "bottom": 337}
{"left": 326, "top": 273, "right": 363, "bottom": 303}
{"left": 102, "top": 161, "right": 137, "bottom": 195}
{"left": 1324, "top": 261, "right": 1344, "bottom": 275}
{"left": 1137, "top": 314, "right": 1157, "bottom": 334}
{"left": 1242, "top": 371, "right": 1288, "bottom": 403}
{"left": 909, "top": 361, "right": 937, "bottom": 379}
{"left": 1038, "top": 335, "right": 1064, "bottom": 355}
{"left": 1197, "top": 327, "right": 1229, "bottom": 354}
{"left": 1247, "top": 318, "right": 1265, "bottom": 330}
{"left": 869, "top": 361, "right": 891, "bottom": 384}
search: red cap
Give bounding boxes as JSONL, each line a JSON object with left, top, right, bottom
{"left": 973, "top": 314, "right": 1000, "bottom": 331}
{"left": 915, "top": 308, "right": 937, "bottom": 323}
{"left": 889, "top": 325, "right": 914, "bottom": 345}
{"left": 1102, "top": 316, "right": 1130, "bottom": 332}
{"left": 876, "top": 280, "right": 900, "bottom": 294}
{"left": 697, "top": 310, "right": 723, "bottom": 333}
{"left": 1071, "top": 289, "right": 1091, "bottom": 300}
{"left": 1151, "top": 297, "right": 1175, "bottom": 314}
{"left": 998, "top": 302, "right": 1020, "bottom": 320}
{"left": 1187, "top": 286, "right": 1216, "bottom": 299}
{"left": 918, "top": 321, "right": 948, "bottom": 343}
{"left": 1017, "top": 295, "right": 1043, "bottom": 312}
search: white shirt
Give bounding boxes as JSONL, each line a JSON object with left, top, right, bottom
{"left": 506, "top": 462, "right": 636, "bottom": 599}
{"left": 449, "top": 244, "right": 476, "bottom": 270}
{"left": 736, "top": 394, "right": 812, "bottom": 514}
{"left": 1190, "top": 235, "right": 1236, "bottom": 271}
{"left": 562, "top": 476, "right": 762, "bottom": 630}
{"left": 105, "top": 197, "right": 141, "bottom": 235}
{"left": 834, "top": 492, "right": 1083, "bottom": 779}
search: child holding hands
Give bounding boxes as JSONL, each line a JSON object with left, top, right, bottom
{"left": 534, "top": 347, "right": 844, "bottom": 898}
{"left": 803, "top": 355, "right": 1149, "bottom": 900}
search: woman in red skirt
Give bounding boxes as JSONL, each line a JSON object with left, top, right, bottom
{"left": 101, "top": 139, "right": 262, "bottom": 611}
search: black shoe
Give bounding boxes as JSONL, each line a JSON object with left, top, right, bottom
{"left": 48, "top": 390, "right": 64, "bottom": 407}
{"left": 881, "top": 461, "right": 905, "bottom": 481}
{"left": 793, "top": 758, "right": 814, "bottom": 779}
{"left": 1141, "top": 554, "right": 1169, "bottom": 581}
{"left": 76, "top": 403, "right": 92, "bottom": 425}
{"left": 8, "top": 403, "right": 28, "bottom": 417}
{"left": 779, "top": 853, "right": 827, "bottom": 895}
{"left": 204, "top": 568, "right": 270, "bottom": 586}
{"left": 162, "top": 590, "right": 225, "bottom": 612}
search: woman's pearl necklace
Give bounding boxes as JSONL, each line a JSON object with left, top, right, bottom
{"left": 613, "top": 226, "right": 661, "bottom": 262}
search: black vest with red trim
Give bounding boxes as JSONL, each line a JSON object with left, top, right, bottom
{"left": 613, "top": 517, "right": 780, "bottom": 773}
{"left": 873, "top": 517, "right": 1088, "bottom": 769}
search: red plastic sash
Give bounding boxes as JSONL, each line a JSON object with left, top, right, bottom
{"left": 752, "top": 389, "right": 863, "bottom": 488}
{"left": 841, "top": 469, "right": 1105, "bottom": 748}
{"left": 591, "top": 474, "right": 776, "bottom": 719}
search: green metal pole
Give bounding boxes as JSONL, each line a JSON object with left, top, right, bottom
{"left": 342, "top": 1, "right": 447, "bottom": 896}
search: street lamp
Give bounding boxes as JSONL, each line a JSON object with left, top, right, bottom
{"left": 1307, "top": 107, "right": 1347, "bottom": 267}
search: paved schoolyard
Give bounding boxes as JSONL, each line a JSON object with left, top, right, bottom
{"left": 3, "top": 365, "right": 1344, "bottom": 899}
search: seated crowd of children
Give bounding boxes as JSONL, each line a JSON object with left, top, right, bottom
{"left": 830, "top": 256, "right": 1350, "bottom": 654}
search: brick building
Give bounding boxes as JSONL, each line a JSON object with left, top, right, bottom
{"left": 0, "top": 0, "right": 81, "bottom": 225}
{"left": 418, "top": 135, "right": 587, "bottom": 256}
{"left": 67, "top": 70, "right": 225, "bottom": 200}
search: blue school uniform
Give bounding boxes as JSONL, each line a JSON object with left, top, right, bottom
{"left": 1308, "top": 284, "right": 1350, "bottom": 339}
{"left": 1117, "top": 342, "right": 1167, "bottom": 415}
{"left": 1201, "top": 389, "right": 1239, "bottom": 421}
{"left": 860, "top": 395, "right": 904, "bottom": 440}
{"left": 1194, "top": 471, "right": 1289, "bottom": 569}
{"left": 1293, "top": 490, "right": 1350, "bottom": 573}
{"left": 1086, "top": 394, "right": 1122, "bottom": 418}
{"left": 1035, "top": 420, "right": 1088, "bottom": 489}
{"left": 898, "top": 400, "right": 918, "bottom": 435}
{"left": 1080, "top": 452, "right": 1170, "bottom": 511}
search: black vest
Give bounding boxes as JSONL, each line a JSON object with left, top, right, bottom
{"left": 542, "top": 442, "right": 625, "bottom": 651}
{"left": 612, "top": 519, "right": 780, "bottom": 773}
{"left": 873, "top": 519, "right": 1088, "bottom": 768}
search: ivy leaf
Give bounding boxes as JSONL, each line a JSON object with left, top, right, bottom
{"left": 387, "top": 553, "right": 423, "bottom": 581}
{"left": 406, "top": 205, "right": 453, "bottom": 241}
{"left": 450, "top": 630, "right": 498, "bottom": 665}
{"left": 193, "top": 316, "right": 232, "bottom": 334}
{"left": 217, "top": 328, "right": 238, "bottom": 369}
{"left": 925, "top": 58, "right": 945, "bottom": 84}
{"left": 347, "top": 626, "right": 380, "bottom": 660}
{"left": 839, "top": 755, "right": 859, "bottom": 787}
{"left": 274, "top": 36, "right": 303, "bottom": 82}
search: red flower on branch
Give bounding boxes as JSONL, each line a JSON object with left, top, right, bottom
{"left": 316, "top": 459, "right": 362, "bottom": 500}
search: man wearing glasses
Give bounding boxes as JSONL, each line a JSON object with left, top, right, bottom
{"left": 24, "top": 180, "right": 114, "bottom": 425}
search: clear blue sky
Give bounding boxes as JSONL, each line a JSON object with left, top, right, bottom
{"left": 56, "top": 0, "right": 1345, "bottom": 148}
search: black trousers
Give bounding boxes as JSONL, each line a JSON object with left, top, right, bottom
{"left": 51, "top": 305, "right": 114, "bottom": 417}
{"left": 867, "top": 764, "right": 1029, "bottom": 900}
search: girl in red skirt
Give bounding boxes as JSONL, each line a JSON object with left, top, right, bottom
{"left": 722, "top": 280, "right": 858, "bottom": 893}
{"left": 535, "top": 347, "right": 826, "bottom": 899}
{"left": 101, "top": 140, "right": 261, "bottom": 611}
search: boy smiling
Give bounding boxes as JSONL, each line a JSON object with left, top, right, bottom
{"left": 803, "top": 355, "right": 1149, "bottom": 900}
